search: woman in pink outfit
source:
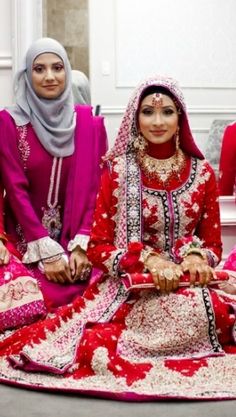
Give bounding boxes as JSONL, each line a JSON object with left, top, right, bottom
{"left": 0, "top": 38, "right": 107, "bottom": 309}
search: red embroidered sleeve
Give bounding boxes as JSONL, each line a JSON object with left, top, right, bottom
{"left": 194, "top": 163, "right": 222, "bottom": 265}
{"left": 219, "top": 124, "right": 236, "bottom": 195}
{"left": 87, "top": 167, "right": 124, "bottom": 274}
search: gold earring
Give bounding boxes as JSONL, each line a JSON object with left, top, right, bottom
{"left": 175, "top": 127, "right": 180, "bottom": 152}
{"left": 133, "top": 134, "right": 147, "bottom": 152}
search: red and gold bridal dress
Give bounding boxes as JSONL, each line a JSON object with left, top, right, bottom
{"left": 0, "top": 153, "right": 235, "bottom": 401}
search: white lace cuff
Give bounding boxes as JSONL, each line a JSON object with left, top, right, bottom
{"left": 22, "top": 236, "right": 65, "bottom": 264}
{"left": 67, "top": 234, "right": 90, "bottom": 252}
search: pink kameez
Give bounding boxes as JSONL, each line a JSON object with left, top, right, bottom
{"left": 0, "top": 105, "right": 107, "bottom": 308}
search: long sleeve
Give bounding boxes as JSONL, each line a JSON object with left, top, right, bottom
{"left": 87, "top": 167, "right": 125, "bottom": 275}
{"left": 219, "top": 124, "right": 236, "bottom": 195}
{"left": 0, "top": 111, "right": 64, "bottom": 261}
{"left": 0, "top": 112, "right": 49, "bottom": 242}
{"left": 194, "top": 163, "right": 222, "bottom": 265}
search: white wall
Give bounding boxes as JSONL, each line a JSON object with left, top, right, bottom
{"left": 0, "top": 0, "right": 13, "bottom": 107}
{"left": 0, "top": 0, "right": 43, "bottom": 108}
{"left": 89, "top": 0, "right": 236, "bottom": 155}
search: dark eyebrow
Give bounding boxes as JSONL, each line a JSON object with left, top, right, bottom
{"left": 140, "top": 104, "right": 176, "bottom": 109}
{"left": 33, "top": 60, "right": 63, "bottom": 66}
{"left": 52, "top": 61, "right": 64, "bottom": 65}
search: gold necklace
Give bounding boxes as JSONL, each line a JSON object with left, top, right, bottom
{"left": 137, "top": 149, "right": 186, "bottom": 184}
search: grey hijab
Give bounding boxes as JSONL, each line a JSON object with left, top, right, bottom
{"left": 71, "top": 70, "right": 91, "bottom": 105}
{"left": 7, "top": 37, "right": 76, "bottom": 157}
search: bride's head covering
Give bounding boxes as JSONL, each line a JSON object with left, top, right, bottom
{"left": 105, "top": 75, "right": 204, "bottom": 161}
{"left": 7, "top": 37, "right": 76, "bottom": 157}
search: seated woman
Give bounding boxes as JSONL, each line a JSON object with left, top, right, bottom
{"left": 0, "top": 38, "right": 107, "bottom": 309}
{"left": 0, "top": 75, "right": 235, "bottom": 401}
{"left": 219, "top": 121, "right": 236, "bottom": 195}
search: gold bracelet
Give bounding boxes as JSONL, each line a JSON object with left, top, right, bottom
{"left": 142, "top": 250, "right": 159, "bottom": 266}
{"left": 184, "top": 248, "right": 207, "bottom": 261}
{"left": 43, "top": 253, "right": 63, "bottom": 264}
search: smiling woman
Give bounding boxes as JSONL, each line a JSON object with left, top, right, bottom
{"left": 0, "top": 37, "right": 108, "bottom": 310}
{"left": 31, "top": 53, "right": 66, "bottom": 99}
{"left": 137, "top": 88, "right": 179, "bottom": 146}
{"left": 0, "top": 75, "right": 235, "bottom": 401}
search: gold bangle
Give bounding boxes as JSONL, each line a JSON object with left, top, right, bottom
{"left": 43, "top": 254, "right": 63, "bottom": 264}
{"left": 184, "top": 248, "right": 207, "bottom": 261}
{"left": 141, "top": 249, "right": 157, "bottom": 263}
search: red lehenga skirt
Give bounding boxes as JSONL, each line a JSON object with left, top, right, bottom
{"left": 0, "top": 272, "right": 236, "bottom": 401}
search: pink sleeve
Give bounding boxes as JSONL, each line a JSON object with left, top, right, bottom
{"left": 0, "top": 182, "right": 6, "bottom": 238}
{"left": 0, "top": 111, "right": 48, "bottom": 242}
{"left": 77, "top": 115, "right": 108, "bottom": 237}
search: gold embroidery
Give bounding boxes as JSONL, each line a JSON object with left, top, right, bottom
{"left": 137, "top": 149, "right": 186, "bottom": 185}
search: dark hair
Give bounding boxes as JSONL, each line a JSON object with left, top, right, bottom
{"left": 139, "top": 86, "right": 181, "bottom": 110}
{"left": 136, "top": 85, "right": 181, "bottom": 132}
{"left": 140, "top": 85, "right": 173, "bottom": 100}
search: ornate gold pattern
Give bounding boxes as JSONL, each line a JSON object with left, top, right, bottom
{"left": 137, "top": 149, "right": 186, "bottom": 185}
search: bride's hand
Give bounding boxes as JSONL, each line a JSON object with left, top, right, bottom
{"left": 180, "top": 254, "right": 216, "bottom": 287}
{"left": 145, "top": 255, "right": 182, "bottom": 294}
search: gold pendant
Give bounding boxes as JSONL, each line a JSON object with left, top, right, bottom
{"left": 42, "top": 206, "right": 62, "bottom": 240}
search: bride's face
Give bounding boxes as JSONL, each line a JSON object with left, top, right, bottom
{"left": 138, "top": 93, "right": 179, "bottom": 145}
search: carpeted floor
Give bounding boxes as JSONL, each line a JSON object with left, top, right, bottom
{"left": 0, "top": 385, "right": 235, "bottom": 417}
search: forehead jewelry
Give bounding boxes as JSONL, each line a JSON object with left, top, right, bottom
{"left": 151, "top": 93, "right": 163, "bottom": 108}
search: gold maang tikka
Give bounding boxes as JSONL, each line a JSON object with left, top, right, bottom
{"left": 151, "top": 93, "right": 163, "bottom": 108}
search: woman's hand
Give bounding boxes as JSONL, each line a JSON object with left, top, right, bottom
{"left": 43, "top": 256, "right": 72, "bottom": 284}
{"left": 218, "top": 281, "right": 236, "bottom": 295}
{"left": 180, "top": 254, "right": 216, "bottom": 287}
{"left": 69, "top": 246, "right": 92, "bottom": 282}
{"left": 145, "top": 255, "right": 182, "bottom": 294}
{"left": 0, "top": 240, "right": 10, "bottom": 265}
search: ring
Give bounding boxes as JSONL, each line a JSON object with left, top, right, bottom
{"left": 163, "top": 268, "right": 174, "bottom": 281}
{"left": 151, "top": 268, "right": 158, "bottom": 274}
{"left": 80, "top": 266, "right": 91, "bottom": 281}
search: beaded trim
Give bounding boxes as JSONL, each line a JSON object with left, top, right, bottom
{"left": 126, "top": 152, "right": 142, "bottom": 243}
{"left": 202, "top": 288, "right": 222, "bottom": 352}
{"left": 16, "top": 125, "right": 30, "bottom": 170}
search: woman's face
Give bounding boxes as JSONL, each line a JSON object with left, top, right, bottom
{"left": 31, "top": 53, "right": 66, "bottom": 99}
{"left": 138, "top": 93, "right": 179, "bottom": 145}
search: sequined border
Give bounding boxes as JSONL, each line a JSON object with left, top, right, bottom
{"left": 202, "top": 287, "right": 223, "bottom": 353}
{"left": 16, "top": 125, "right": 30, "bottom": 170}
{"left": 126, "top": 152, "right": 142, "bottom": 243}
